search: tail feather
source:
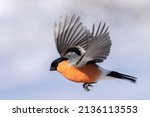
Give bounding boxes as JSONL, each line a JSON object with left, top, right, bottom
{"left": 107, "top": 71, "right": 137, "bottom": 83}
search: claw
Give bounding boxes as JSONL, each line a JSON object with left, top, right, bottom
{"left": 83, "top": 83, "right": 90, "bottom": 91}
{"left": 88, "top": 84, "right": 93, "bottom": 87}
{"left": 83, "top": 82, "right": 96, "bottom": 91}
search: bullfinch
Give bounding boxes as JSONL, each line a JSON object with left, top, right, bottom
{"left": 50, "top": 14, "right": 137, "bottom": 91}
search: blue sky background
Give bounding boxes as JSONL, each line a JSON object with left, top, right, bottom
{"left": 0, "top": 0, "right": 150, "bottom": 99}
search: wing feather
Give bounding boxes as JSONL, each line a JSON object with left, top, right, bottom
{"left": 54, "top": 14, "right": 90, "bottom": 57}
{"left": 76, "top": 22, "right": 111, "bottom": 66}
{"left": 54, "top": 15, "right": 111, "bottom": 68}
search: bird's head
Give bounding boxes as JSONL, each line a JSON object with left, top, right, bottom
{"left": 50, "top": 58, "right": 67, "bottom": 71}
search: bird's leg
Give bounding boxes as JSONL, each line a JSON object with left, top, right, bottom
{"left": 83, "top": 83, "right": 90, "bottom": 91}
{"left": 83, "top": 82, "right": 96, "bottom": 91}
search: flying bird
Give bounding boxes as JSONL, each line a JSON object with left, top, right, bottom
{"left": 50, "top": 14, "right": 137, "bottom": 91}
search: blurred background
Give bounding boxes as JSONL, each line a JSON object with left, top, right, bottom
{"left": 0, "top": 0, "right": 150, "bottom": 99}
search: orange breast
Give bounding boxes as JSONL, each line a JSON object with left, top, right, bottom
{"left": 57, "top": 61, "right": 101, "bottom": 83}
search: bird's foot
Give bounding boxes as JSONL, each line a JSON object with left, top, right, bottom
{"left": 83, "top": 82, "right": 96, "bottom": 92}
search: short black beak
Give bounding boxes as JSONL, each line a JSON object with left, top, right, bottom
{"left": 50, "top": 66, "right": 56, "bottom": 71}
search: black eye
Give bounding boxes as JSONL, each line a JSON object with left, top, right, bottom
{"left": 51, "top": 61, "right": 58, "bottom": 67}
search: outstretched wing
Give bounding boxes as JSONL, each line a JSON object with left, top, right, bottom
{"left": 54, "top": 14, "right": 90, "bottom": 57}
{"left": 76, "top": 22, "right": 111, "bottom": 67}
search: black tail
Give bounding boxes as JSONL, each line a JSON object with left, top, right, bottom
{"left": 107, "top": 71, "right": 137, "bottom": 83}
